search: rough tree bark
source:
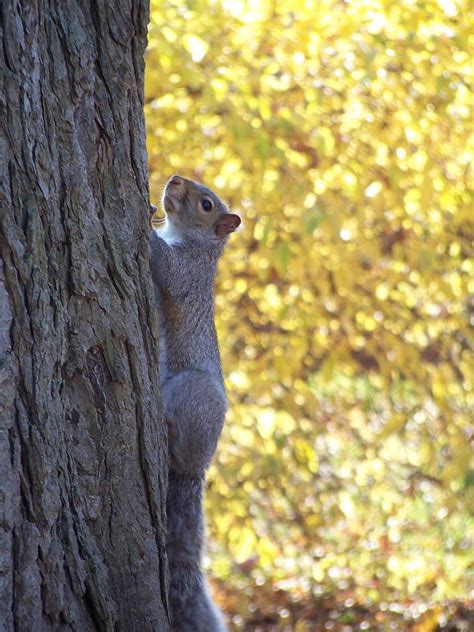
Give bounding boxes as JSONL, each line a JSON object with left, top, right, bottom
{"left": 0, "top": 2, "right": 169, "bottom": 630}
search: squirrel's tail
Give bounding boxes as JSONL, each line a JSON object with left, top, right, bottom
{"left": 166, "top": 472, "right": 228, "bottom": 632}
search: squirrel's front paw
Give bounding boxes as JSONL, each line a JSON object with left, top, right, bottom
{"left": 150, "top": 203, "right": 158, "bottom": 227}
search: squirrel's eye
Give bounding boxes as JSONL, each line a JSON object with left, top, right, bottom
{"left": 201, "top": 199, "right": 213, "bottom": 212}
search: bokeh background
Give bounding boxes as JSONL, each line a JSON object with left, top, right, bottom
{"left": 145, "top": 1, "right": 473, "bottom": 629}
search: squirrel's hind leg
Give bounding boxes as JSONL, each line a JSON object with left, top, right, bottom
{"left": 162, "top": 369, "right": 227, "bottom": 475}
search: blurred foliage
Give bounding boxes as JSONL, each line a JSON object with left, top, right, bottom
{"left": 145, "top": 0, "right": 473, "bottom": 626}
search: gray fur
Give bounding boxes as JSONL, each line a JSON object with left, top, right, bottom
{"left": 150, "top": 176, "right": 240, "bottom": 631}
{"left": 166, "top": 473, "right": 227, "bottom": 632}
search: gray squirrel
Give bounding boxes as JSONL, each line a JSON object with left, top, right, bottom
{"left": 149, "top": 175, "right": 241, "bottom": 631}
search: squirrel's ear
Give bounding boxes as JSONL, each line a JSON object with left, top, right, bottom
{"left": 215, "top": 213, "right": 241, "bottom": 238}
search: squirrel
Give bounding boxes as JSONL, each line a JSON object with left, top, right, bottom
{"left": 149, "top": 175, "right": 241, "bottom": 631}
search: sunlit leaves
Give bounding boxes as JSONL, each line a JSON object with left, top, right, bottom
{"left": 146, "top": 0, "right": 473, "bottom": 610}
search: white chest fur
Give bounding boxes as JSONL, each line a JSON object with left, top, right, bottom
{"left": 157, "top": 220, "right": 182, "bottom": 246}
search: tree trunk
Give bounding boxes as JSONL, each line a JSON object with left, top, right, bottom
{"left": 0, "top": 2, "right": 169, "bottom": 630}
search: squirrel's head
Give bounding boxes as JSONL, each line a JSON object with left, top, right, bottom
{"left": 162, "top": 175, "right": 241, "bottom": 244}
